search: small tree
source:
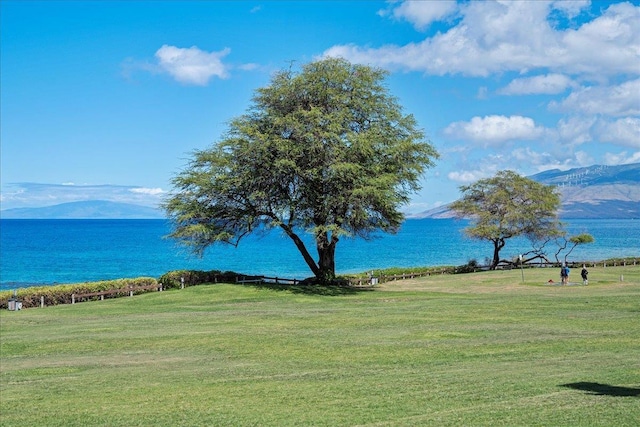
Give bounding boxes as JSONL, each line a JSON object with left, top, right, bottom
{"left": 164, "top": 58, "right": 438, "bottom": 282}
{"left": 555, "top": 233, "right": 595, "bottom": 264}
{"left": 450, "top": 170, "right": 562, "bottom": 270}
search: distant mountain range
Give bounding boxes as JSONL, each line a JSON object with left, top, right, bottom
{"left": 413, "top": 163, "right": 640, "bottom": 219}
{"left": 0, "top": 200, "right": 164, "bottom": 219}
{"left": 2, "top": 163, "right": 639, "bottom": 219}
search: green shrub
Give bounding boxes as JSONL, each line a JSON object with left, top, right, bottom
{"left": 0, "top": 277, "right": 158, "bottom": 309}
{"left": 455, "top": 259, "right": 480, "bottom": 274}
{"left": 158, "top": 270, "right": 238, "bottom": 289}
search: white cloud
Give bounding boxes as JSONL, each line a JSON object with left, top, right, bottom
{"left": 556, "top": 116, "right": 595, "bottom": 146}
{"left": 604, "top": 150, "right": 640, "bottom": 165}
{"left": 129, "top": 187, "right": 166, "bottom": 196}
{"left": 448, "top": 170, "right": 487, "bottom": 183}
{"left": 0, "top": 183, "right": 166, "bottom": 210}
{"left": 498, "top": 73, "right": 575, "bottom": 95}
{"left": 155, "top": 45, "right": 231, "bottom": 85}
{"left": 550, "top": 79, "right": 640, "bottom": 117}
{"left": 574, "top": 150, "right": 595, "bottom": 166}
{"left": 324, "top": 1, "right": 640, "bottom": 78}
{"left": 447, "top": 145, "right": 597, "bottom": 187}
{"left": 551, "top": 0, "right": 591, "bottom": 19}
{"left": 511, "top": 147, "right": 558, "bottom": 167}
{"left": 596, "top": 117, "right": 640, "bottom": 148}
{"left": 443, "top": 115, "right": 545, "bottom": 145}
{"left": 384, "top": 0, "right": 458, "bottom": 30}
{"left": 560, "top": 2, "right": 640, "bottom": 76}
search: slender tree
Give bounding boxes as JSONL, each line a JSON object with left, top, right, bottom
{"left": 450, "top": 170, "right": 562, "bottom": 270}
{"left": 164, "top": 58, "right": 438, "bottom": 282}
{"left": 555, "top": 233, "right": 595, "bottom": 263}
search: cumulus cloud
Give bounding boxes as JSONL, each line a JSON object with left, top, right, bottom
{"left": 447, "top": 170, "right": 488, "bottom": 183}
{"left": 382, "top": 0, "right": 458, "bottom": 30}
{"left": 324, "top": 1, "right": 640, "bottom": 78}
{"left": 604, "top": 150, "right": 640, "bottom": 165}
{"left": 443, "top": 115, "right": 545, "bottom": 145}
{"left": 574, "top": 150, "right": 595, "bottom": 166}
{"left": 556, "top": 116, "right": 596, "bottom": 146}
{"left": 511, "top": 147, "right": 557, "bottom": 166}
{"left": 550, "top": 79, "right": 640, "bottom": 117}
{"left": 596, "top": 117, "right": 640, "bottom": 148}
{"left": 447, "top": 145, "right": 595, "bottom": 187}
{"left": 550, "top": 0, "right": 591, "bottom": 19}
{"left": 155, "top": 45, "right": 231, "bottom": 85}
{"left": 322, "top": 0, "right": 639, "bottom": 170}
{"left": 498, "top": 73, "right": 576, "bottom": 95}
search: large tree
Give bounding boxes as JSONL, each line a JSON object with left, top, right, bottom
{"left": 164, "top": 58, "right": 438, "bottom": 282}
{"left": 450, "top": 170, "right": 562, "bottom": 270}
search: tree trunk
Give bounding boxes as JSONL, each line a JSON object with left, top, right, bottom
{"left": 279, "top": 224, "right": 321, "bottom": 277}
{"left": 315, "top": 231, "right": 338, "bottom": 283}
{"left": 490, "top": 238, "right": 505, "bottom": 270}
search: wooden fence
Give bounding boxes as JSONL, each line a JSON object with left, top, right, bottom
{"left": 230, "top": 260, "right": 640, "bottom": 288}
{"left": 496, "top": 259, "right": 639, "bottom": 270}
{"left": 235, "top": 269, "right": 456, "bottom": 287}
{"left": 71, "top": 284, "right": 163, "bottom": 305}
{"left": 7, "top": 258, "right": 638, "bottom": 310}
{"left": 235, "top": 275, "right": 301, "bottom": 285}
{"left": 347, "top": 269, "right": 454, "bottom": 286}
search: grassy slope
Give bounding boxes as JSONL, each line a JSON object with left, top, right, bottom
{"left": 1, "top": 266, "right": 639, "bottom": 426}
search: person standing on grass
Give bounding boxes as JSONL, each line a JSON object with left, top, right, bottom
{"left": 560, "top": 264, "right": 569, "bottom": 285}
{"left": 581, "top": 265, "right": 589, "bottom": 286}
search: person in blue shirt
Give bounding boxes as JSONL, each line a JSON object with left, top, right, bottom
{"left": 560, "top": 264, "right": 570, "bottom": 285}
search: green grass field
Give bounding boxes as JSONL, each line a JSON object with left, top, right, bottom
{"left": 1, "top": 265, "right": 639, "bottom": 426}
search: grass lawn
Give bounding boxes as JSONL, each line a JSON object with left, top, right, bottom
{"left": 1, "top": 265, "right": 639, "bottom": 426}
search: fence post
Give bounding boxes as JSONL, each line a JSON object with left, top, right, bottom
{"left": 72, "top": 294, "right": 75, "bottom": 304}
{"left": 41, "top": 296, "right": 45, "bottom": 308}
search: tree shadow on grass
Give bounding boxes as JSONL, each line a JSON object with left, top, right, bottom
{"left": 561, "top": 382, "right": 640, "bottom": 397}
{"left": 235, "top": 282, "right": 374, "bottom": 296}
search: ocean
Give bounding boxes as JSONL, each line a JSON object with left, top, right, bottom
{"left": 1, "top": 218, "right": 639, "bottom": 289}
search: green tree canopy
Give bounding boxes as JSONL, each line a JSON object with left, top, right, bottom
{"left": 554, "top": 233, "right": 595, "bottom": 263}
{"left": 164, "top": 58, "right": 438, "bottom": 282}
{"left": 449, "top": 170, "right": 562, "bottom": 270}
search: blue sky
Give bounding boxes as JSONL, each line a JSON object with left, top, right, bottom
{"left": 1, "top": 0, "right": 638, "bottom": 214}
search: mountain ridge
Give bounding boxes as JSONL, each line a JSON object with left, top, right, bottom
{"left": 2, "top": 163, "right": 639, "bottom": 219}
{"left": 413, "top": 163, "right": 640, "bottom": 219}
{"left": 0, "top": 200, "right": 164, "bottom": 219}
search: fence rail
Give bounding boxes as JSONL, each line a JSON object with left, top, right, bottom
{"left": 71, "top": 284, "right": 163, "bottom": 304}
{"left": 5, "top": 258, "right": 637, "bottom": 310}
{"left": 347, "top": 269, "right": 453, "bottom": 286}
{"left": 496, "top": 259, "right": 638, "bottom": 270}
{"left": 235, "top": 275, "right": 301, "bottom": 285}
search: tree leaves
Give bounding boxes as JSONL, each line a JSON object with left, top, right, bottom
{"left": 164, "top": 58, "right": 438, "bottom": 279}
{"left": 450, "top": 170, "right": 562, "bottom": 269}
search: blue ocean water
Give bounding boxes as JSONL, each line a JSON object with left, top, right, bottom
{"left": 1, "top": 218, "right": 638, "bottom": 289}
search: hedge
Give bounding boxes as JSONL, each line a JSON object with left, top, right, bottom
{"left": 0, "top": 277, "right": 158, "bottom": 309}
{"left": 158, "top": 270, "right": 239, "bottom": 289}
